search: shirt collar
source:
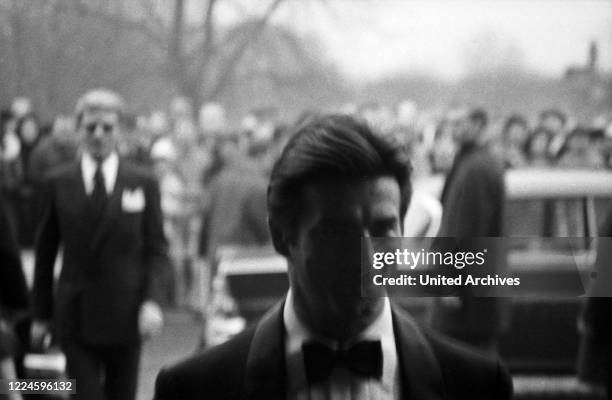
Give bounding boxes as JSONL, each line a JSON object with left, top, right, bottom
{"left": 283, "top": 289, "right": 398, "bottom": 393}
{"left": 81, "top": 152, "right": 119, "bottom": 195}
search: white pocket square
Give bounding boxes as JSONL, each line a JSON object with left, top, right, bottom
{"left": 122, "top": 188, "right": 145, "bottom": 212}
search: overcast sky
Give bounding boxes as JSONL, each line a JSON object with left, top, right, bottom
{"left": 264, "top": 0, "right": 612, "bottom": 81}
{"left": 205, "top": 0, "right": 612, "bottom": 81}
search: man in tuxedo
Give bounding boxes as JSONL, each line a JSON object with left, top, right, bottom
{"left": 154, "top": 114, "right": 512, "bottom": 400}
{"left": 31, "top": 89, "right": 168, "bottom": 400}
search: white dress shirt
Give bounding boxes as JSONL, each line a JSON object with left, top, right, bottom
{"left": 284, "top": 291, "right": 400, "bottom": 400}
{"left": 81, "top": 152, "right": 118, "bottom": 195}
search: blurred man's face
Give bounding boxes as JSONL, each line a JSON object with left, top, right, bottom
{"left": 80, "top": 109, "right": 120, "bottom": 161}
{"left": 453, "top": 117, "right": 476, "bottom": 144}
{"left": 507, "top": 124, "right": 529, "bottom": 147}
{"left": 541, "top": 115, "right": 564, "bottom": 134}
{"left": 530, "top": 133, "right": 550, "bottom": 158}
{"left": 286, "top": 176, "right": 401, "bottom": 340}
{"left": 52, "top": 117, "right": 76, "bottom": 144}
{"left": 20, "top": 119, "right": 39, "bottom": 144}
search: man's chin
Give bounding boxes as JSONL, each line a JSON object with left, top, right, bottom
{"left": 326, "top": 297, "right": 384, "bottom": 337}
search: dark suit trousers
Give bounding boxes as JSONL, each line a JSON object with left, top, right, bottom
{"left": 62, "top": 340, "right": 140, "bottom": 400}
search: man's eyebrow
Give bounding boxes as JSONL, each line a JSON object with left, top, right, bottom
{"left": 315, "top": 218, "right": 358, "bottom": 227}
{"left": 370, "top": 216, "right": 399, "bottom": 227}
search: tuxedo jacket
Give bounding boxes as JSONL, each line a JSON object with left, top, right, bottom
{"left": 154, "top": 302, "right": 512, "bottom": 400}
{"left": 33, "top": 159, "right": 168, "bottom": 346}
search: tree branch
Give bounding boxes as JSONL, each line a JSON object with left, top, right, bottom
{"left": 203, "top": 0, "right": 284, "bottom": 101}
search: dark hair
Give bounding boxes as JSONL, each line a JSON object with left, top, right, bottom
{"left": 525, "top": 127, "right": 553, "bottom": 159}
{"left": 556, "top": 126, "right": 598, "bottom": 158}
{"left": 15, "top": 113, "right": 40, "bottom": 143}
{"left": 0, "top": 109, "right": 13, "bottom": 138}
{"left": 502, "top": 114, "right": 528, "bottom": 139}
{"left": 468, "top": 108, "right": 488, "bottom": 130}
{"left": 539, "top": 108, "right": 567, "bottom": 126}
{"left": 267, "top": 114, "right": 412, "bottom": 250}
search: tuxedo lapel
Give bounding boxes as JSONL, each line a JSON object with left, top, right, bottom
{"left": 243, "top": 300, "right": 446, "bottom": 400}
{"left": 392, "top": 305, "right": 447, "bottom": 400}
{"left": 244, "top": 301, "right": 287, "bottom": 400}
{"left": 88, "top": 163, "right": 125, "bottom": 253}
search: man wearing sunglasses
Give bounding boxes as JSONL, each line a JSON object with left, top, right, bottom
{"left": 31, "top": 89, "right": 168, "bottom": 400}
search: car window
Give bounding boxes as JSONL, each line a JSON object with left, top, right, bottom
{"left": 594, "top": 198, "right": 612, "bottom": 234}
{"left": 505, "top": 198, "right": 592, "bottom": 252}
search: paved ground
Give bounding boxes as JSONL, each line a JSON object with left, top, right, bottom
{"left": 20, "top": 251, "right": 204, "bottom": 400}
{"left": 136, "top": 310, "right": 202, "bottom": 400}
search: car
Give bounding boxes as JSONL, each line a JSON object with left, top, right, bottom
{"left": 206, "top": 168, "right": 612, "bottom": 373}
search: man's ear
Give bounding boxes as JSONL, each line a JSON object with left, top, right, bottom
{"left": 268, "top": 218, "right": 289, "bottom": 257}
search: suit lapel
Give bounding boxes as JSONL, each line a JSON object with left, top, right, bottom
{"left": 244, "top": 301, "right": 287, "bottom": 400}
{"left": 392, "top": 305, "right": 447, "bottom": 400}
{"left": 68, "top": 161, "right": 90, "bottom": 224}
{"left": 88, "top": 162, "right": 125, "bottom": 253}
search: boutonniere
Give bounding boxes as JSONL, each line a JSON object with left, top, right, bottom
{"left": 121, "top": 187, "right": 145, "bottom": 212}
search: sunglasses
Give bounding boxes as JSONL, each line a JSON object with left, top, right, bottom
{"left": 85, "top": 122, "right": 116, "bottom": 135}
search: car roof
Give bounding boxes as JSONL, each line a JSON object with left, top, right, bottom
{"left": 415, "top": 169, "right": 612, "bottom": 200}
{"left": 506, "top": 169, "right": 612, "bottom": 198}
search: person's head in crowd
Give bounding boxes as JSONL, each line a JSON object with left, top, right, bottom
{"left": 214, "top": 131, "right": 247, "bottom": 166}
{"left": 169, "top": 96, "right": 193, "bottom": 125}
{"left": 267, "top": 114, "right": 412, "bottom": 340}
{"left": 75, "top": 88, "right": 126, "bottom": 162}
{"left": 148, "top": 110, "right": 169, "bottom": 141}
{"left": 248, "top": 139, "right": 274, "bottom": 175}
{"left": 358, "top": 102, "right": 395, "bottom": 133}
{"left": 525, "top": 127, "right": 553, "bottom": 166}
{"left": 538, "top": 108, "right": 567, "bottom": 135}
{"left": 0, "top": 109, "right": 15, "bottom": 139}
{"left": 445, "top": 107, "right": 468, "bottom": 136}
{"left": 50, "top": 115, "right": 77, "bottom": 146}
{"left": 11, "top": 97, "right": 33, "bottom": 119}
{"left": 502, "top": 114, "right": 530, "bottom": 148}
{"left": 501, "top": 114, "right": 530, "bottom": 168}
{"left": 16, "top": 113, "right": 41, "bottom": 147}
{"left": 0, "top": 109, "right": 20, "bottom": 163}
{"left": 198, "top": 102, "right": 227, "bottom": 134}
{"left": 150, "top": 137, "right": 178, "bottom": 180}
{"left": 557, "top": 127, "right": 605, "bottom": 168}
{"left": 118, "top": 112, "right": 143, "bottom": 154}
{"left": 429, "top": 117, "right": 457, "bottom": 173}
{"left": 455, "top": 107, "right": 488, "bottom": 146}
{"left": 201, "top": 131, "right": 248, "bottom": 185}
{"left": 173, "top": 118, "right": 199, "bottom": 147}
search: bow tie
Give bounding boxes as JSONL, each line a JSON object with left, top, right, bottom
{"left": 302, "top": 340, "right": 383, "bottom": 385}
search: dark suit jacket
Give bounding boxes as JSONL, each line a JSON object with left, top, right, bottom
{"left": 0, "top": 193, "right": 29, "bottom": 313}
{"left": 32, "top": 159, "right": 168, "bottom": 345}
{"left": 199, "top": 158, "right": 269, "bottom": 257}
{"left": 432, "top": 144, "right": 509, "bottom": 338}
{"left": 576, "top": 209, "right": 612, "bottom": 387}
{"left": 154, "top": 302, "right": 512, "bottom": 400}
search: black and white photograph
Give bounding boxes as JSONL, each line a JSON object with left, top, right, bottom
{"left": 1, "top": 1, "right": 612, "bottom": 399}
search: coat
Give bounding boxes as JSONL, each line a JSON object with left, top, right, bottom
{"left": 154, "top": 301, "right": 512, "bottom": 400}
{"left": 32, "top": 159, "right": 168, "bottom": 345}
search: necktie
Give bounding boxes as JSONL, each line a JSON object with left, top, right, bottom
{"left": 302, "top": 340, "right": 383, "bottom": 385}
{"left": 91, "top": 163, "right": 107, "bottom": 209}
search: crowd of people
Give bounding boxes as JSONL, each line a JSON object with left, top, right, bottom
{"left": 1, "top": 90, "right": 612, "bottom": 399}
{"left": 1, "top": 98, "right": 611, "bottom": 255}
{"left": 1, "top": 95, "right": 611, "bottom": 309}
